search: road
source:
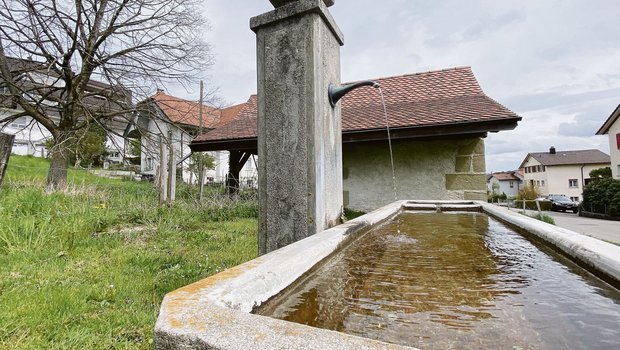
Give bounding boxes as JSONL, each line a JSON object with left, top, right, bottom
{"left": 545, "top": 211, "right": 620, "bottom": 245}
{"left": 505, "top": 207, "right": 620, "bottom": 245}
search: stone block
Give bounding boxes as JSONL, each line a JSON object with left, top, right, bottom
{"left": 457, "top": 139, "right": 485, "bottom": 156}
{"left": 472, "top": 155, "right": 486, "bottom": 173}
{"left": 445, "top": 174, "right": 486, "bottom": 191}
{"left": 464, "top": 191, "right": 487, "bottom": 201}
{"left": 455, "top": 156, "right": 472, "bottom": 173}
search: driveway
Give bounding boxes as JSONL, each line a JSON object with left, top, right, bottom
{"left": 505, "top": 206, "right": 620, "bottom": 245}
{"left": 544, "top": 211, "right": 620, "bottom": 245}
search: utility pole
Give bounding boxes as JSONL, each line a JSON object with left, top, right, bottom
{"left": 198, "top": 80, "right": 205, "bottom": 200}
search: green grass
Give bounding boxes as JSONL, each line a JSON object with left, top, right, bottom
{"left": 0, "top": 155, "right": 258, "bottom": 349}
{"left": 530, "top": 212, "right": 556, "bottom": 225}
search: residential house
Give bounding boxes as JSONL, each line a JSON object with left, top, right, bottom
{"left": 190, "top": 67, "right": 521, "bottom": 211}
{"left": 487, "top": 170, "right": 523, "bottom": 198}
{"left": 519, "top": 147, "right": 611, "bottom": 202}
{"left": 127, "top": 90, "right": 255, "bottom": 185}
{"left": 0, "top": 57, "right": 132, "bottom": 163}
{"left": 596, "top": 104, "right": 620, "bottom": 178}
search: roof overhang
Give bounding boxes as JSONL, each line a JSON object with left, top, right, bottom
{"left": 597, "top": 104, "right": 620, "bottom": 135}
{"left": 189, "top": 117, "right": 521, "bottom": 153}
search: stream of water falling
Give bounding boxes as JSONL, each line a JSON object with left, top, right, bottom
{"left": 378, "top": 87, "right": 400, "bottom": 234}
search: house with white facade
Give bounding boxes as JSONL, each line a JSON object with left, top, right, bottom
{"left": 0, "top": 57, "right": 131, "bottom": 164}
{"left": 487, "top": 170, "right": 523, "bottom": 198}
{"left": 596, "top": 104, "right": 620, "bottom": 179}
{"left": 519, "top": 147, "right": 611, "bottom": 202}
{"left": 127, "top": 90, "right": 257, "bottom": 185}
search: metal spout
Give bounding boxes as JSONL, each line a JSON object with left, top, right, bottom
{"left": 328, "top": 80, "right": 380, "bottom": 107}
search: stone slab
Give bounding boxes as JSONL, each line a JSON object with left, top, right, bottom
{"left": 251, "top": 0, "right": 344, "bottom": 45}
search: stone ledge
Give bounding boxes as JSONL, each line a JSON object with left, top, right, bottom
{"left": 251, "top": 0, "right": 344, "bottom": 45}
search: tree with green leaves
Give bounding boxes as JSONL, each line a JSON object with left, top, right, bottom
{"left": 589, "top": 167, "right": 612, "bottom": 179}
{"left": 188, "top": 152, "right": 215, "bottom": 184}
{"left": 0, "top": 0, "right": 212, "bottom": 191}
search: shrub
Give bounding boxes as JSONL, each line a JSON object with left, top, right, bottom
{"left": 582, "top": 178, "right": 620, "bottom": 216}
{"left": 531, "top": 213, "right": 555, "bottom": 225}
{"left": 343, "top": 207, "right": 366, "bottom": 220}
{"left": 516, "top": 184, "right": 539, "bottom": 201}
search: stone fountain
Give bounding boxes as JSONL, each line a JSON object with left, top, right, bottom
{"left": 253, "top": 0, "right": 344, "bottom": 255}
{"left": 154, "top": 1, "right": 620, "bottom": 349}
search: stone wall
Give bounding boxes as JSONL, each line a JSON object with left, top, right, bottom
{"left": 343, "top": 137, "right": 487, "bottom": 212}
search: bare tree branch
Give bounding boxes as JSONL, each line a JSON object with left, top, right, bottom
{"left": 0, "top": 0, "right": 213, "bottom": 190}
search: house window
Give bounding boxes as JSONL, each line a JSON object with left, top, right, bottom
{"left": 9, "top": 117, "right": 27, "bottom": 128}
{"left": 541, "top": 180, "right": 545, "bottom": 187}
{"left": 569, "top": 179, "right": 578, "bottom": 188}
{"left": 145, "top": 157, "right": 153, "bottom": 170}
{"left": 509, "top": 181, "right": 514, "bottom": 188}
{"left": 536, "top": 180, "right": 540, "bottom": 186}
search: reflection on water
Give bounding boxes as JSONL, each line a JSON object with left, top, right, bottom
{"left": 257, "top": 213, "right": 620, "bottom": 349}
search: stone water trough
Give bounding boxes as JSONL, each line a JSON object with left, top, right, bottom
{"left": 155, "top": 200, "right": 620, "bottom": 349}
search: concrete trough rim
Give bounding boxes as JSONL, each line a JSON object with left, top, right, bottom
{"left": 478, "top": 201, "right": 620, "bottom": 289}
{"left": 156, "top": 200, "right": 620, "bottom": 349}
{"left": 155, "top": 200, "right": 415, "bottom": 349}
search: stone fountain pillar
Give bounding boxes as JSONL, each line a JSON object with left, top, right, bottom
{"left": 251, "top": 0, "right": 344, "bottom": 255}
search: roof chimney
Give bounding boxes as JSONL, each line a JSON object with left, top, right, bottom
{"left": 156, "top": 88, "right": 164, "bottom": 94}
{"left": 549, "top": 146, "right": 556, "bottom": 154}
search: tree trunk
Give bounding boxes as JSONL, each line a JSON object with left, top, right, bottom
{"left": 46, "top": 145, "right": 70, "bottom": 192}
{"left": 46, "top": 132, "right": 73, "bottom": 192}
{"left": 0, "top": 133, "right": 15, "bottom": 187}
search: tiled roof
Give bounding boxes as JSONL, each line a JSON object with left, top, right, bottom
{"left": 193, "top": 67, "right": 519, "bottom": 144}
{"left": 198, "top": 95, "right": 258, "bottom": 140}
{"left": 490, "top": 172, "right": 521, "bottom": 181}
{"left": 217, "top": 102, "right": 246, "bottom": 128}
{"left": 526, "top": 149, "right": 610, "bottom": 167}
{"left": 151, "top": 91, "right": 217, "bottom": 128}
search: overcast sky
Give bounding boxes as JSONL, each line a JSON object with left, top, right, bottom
{"left": 174, "top": 0, "right": 620, "bottom": 172}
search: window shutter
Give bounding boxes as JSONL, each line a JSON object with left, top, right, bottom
{"left": 616, "top": 133, "right": 620, "bottom": 150}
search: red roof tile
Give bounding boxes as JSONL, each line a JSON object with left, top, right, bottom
{"left": 200, "top": 95, "right": 258, "bottom": 140}
{"left": 194, "top": 67, "right": 519, "bottom": 144}
{"left": 490, "top": 172, "right": 521, "bottom": 181}
{"left": 150, "top": 91, "right": 246, "bottom": 129}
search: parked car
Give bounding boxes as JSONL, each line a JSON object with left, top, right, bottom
{"left": 545, "top": 194, "right": 578, "bottom": 213}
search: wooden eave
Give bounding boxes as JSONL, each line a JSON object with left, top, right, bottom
{"left": 189, "top": 116, "right": 520, "bottom": 154}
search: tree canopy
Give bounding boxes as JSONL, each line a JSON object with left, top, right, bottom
{"left": 0, "top": 0, "right": 212, "bottom": 190}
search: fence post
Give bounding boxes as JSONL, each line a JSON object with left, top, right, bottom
{"left": 535, "top": 200, "right": 541, "bottom": 214}
{"left": 0, "top": 133, "right": 16, "bottom": 187}
{"left": 522, "top": 200, "right": 526, "bottom": 214}
{"left": 167, "top": 130, "right": 176, "bottom": 206}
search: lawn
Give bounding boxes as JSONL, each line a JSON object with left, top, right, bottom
{"left": 0, "top": 155, "right": 258, "bottom": 349}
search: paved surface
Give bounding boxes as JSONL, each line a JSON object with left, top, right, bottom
{"left": 506, "top": 206, "right": 620, "bottom": 245}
